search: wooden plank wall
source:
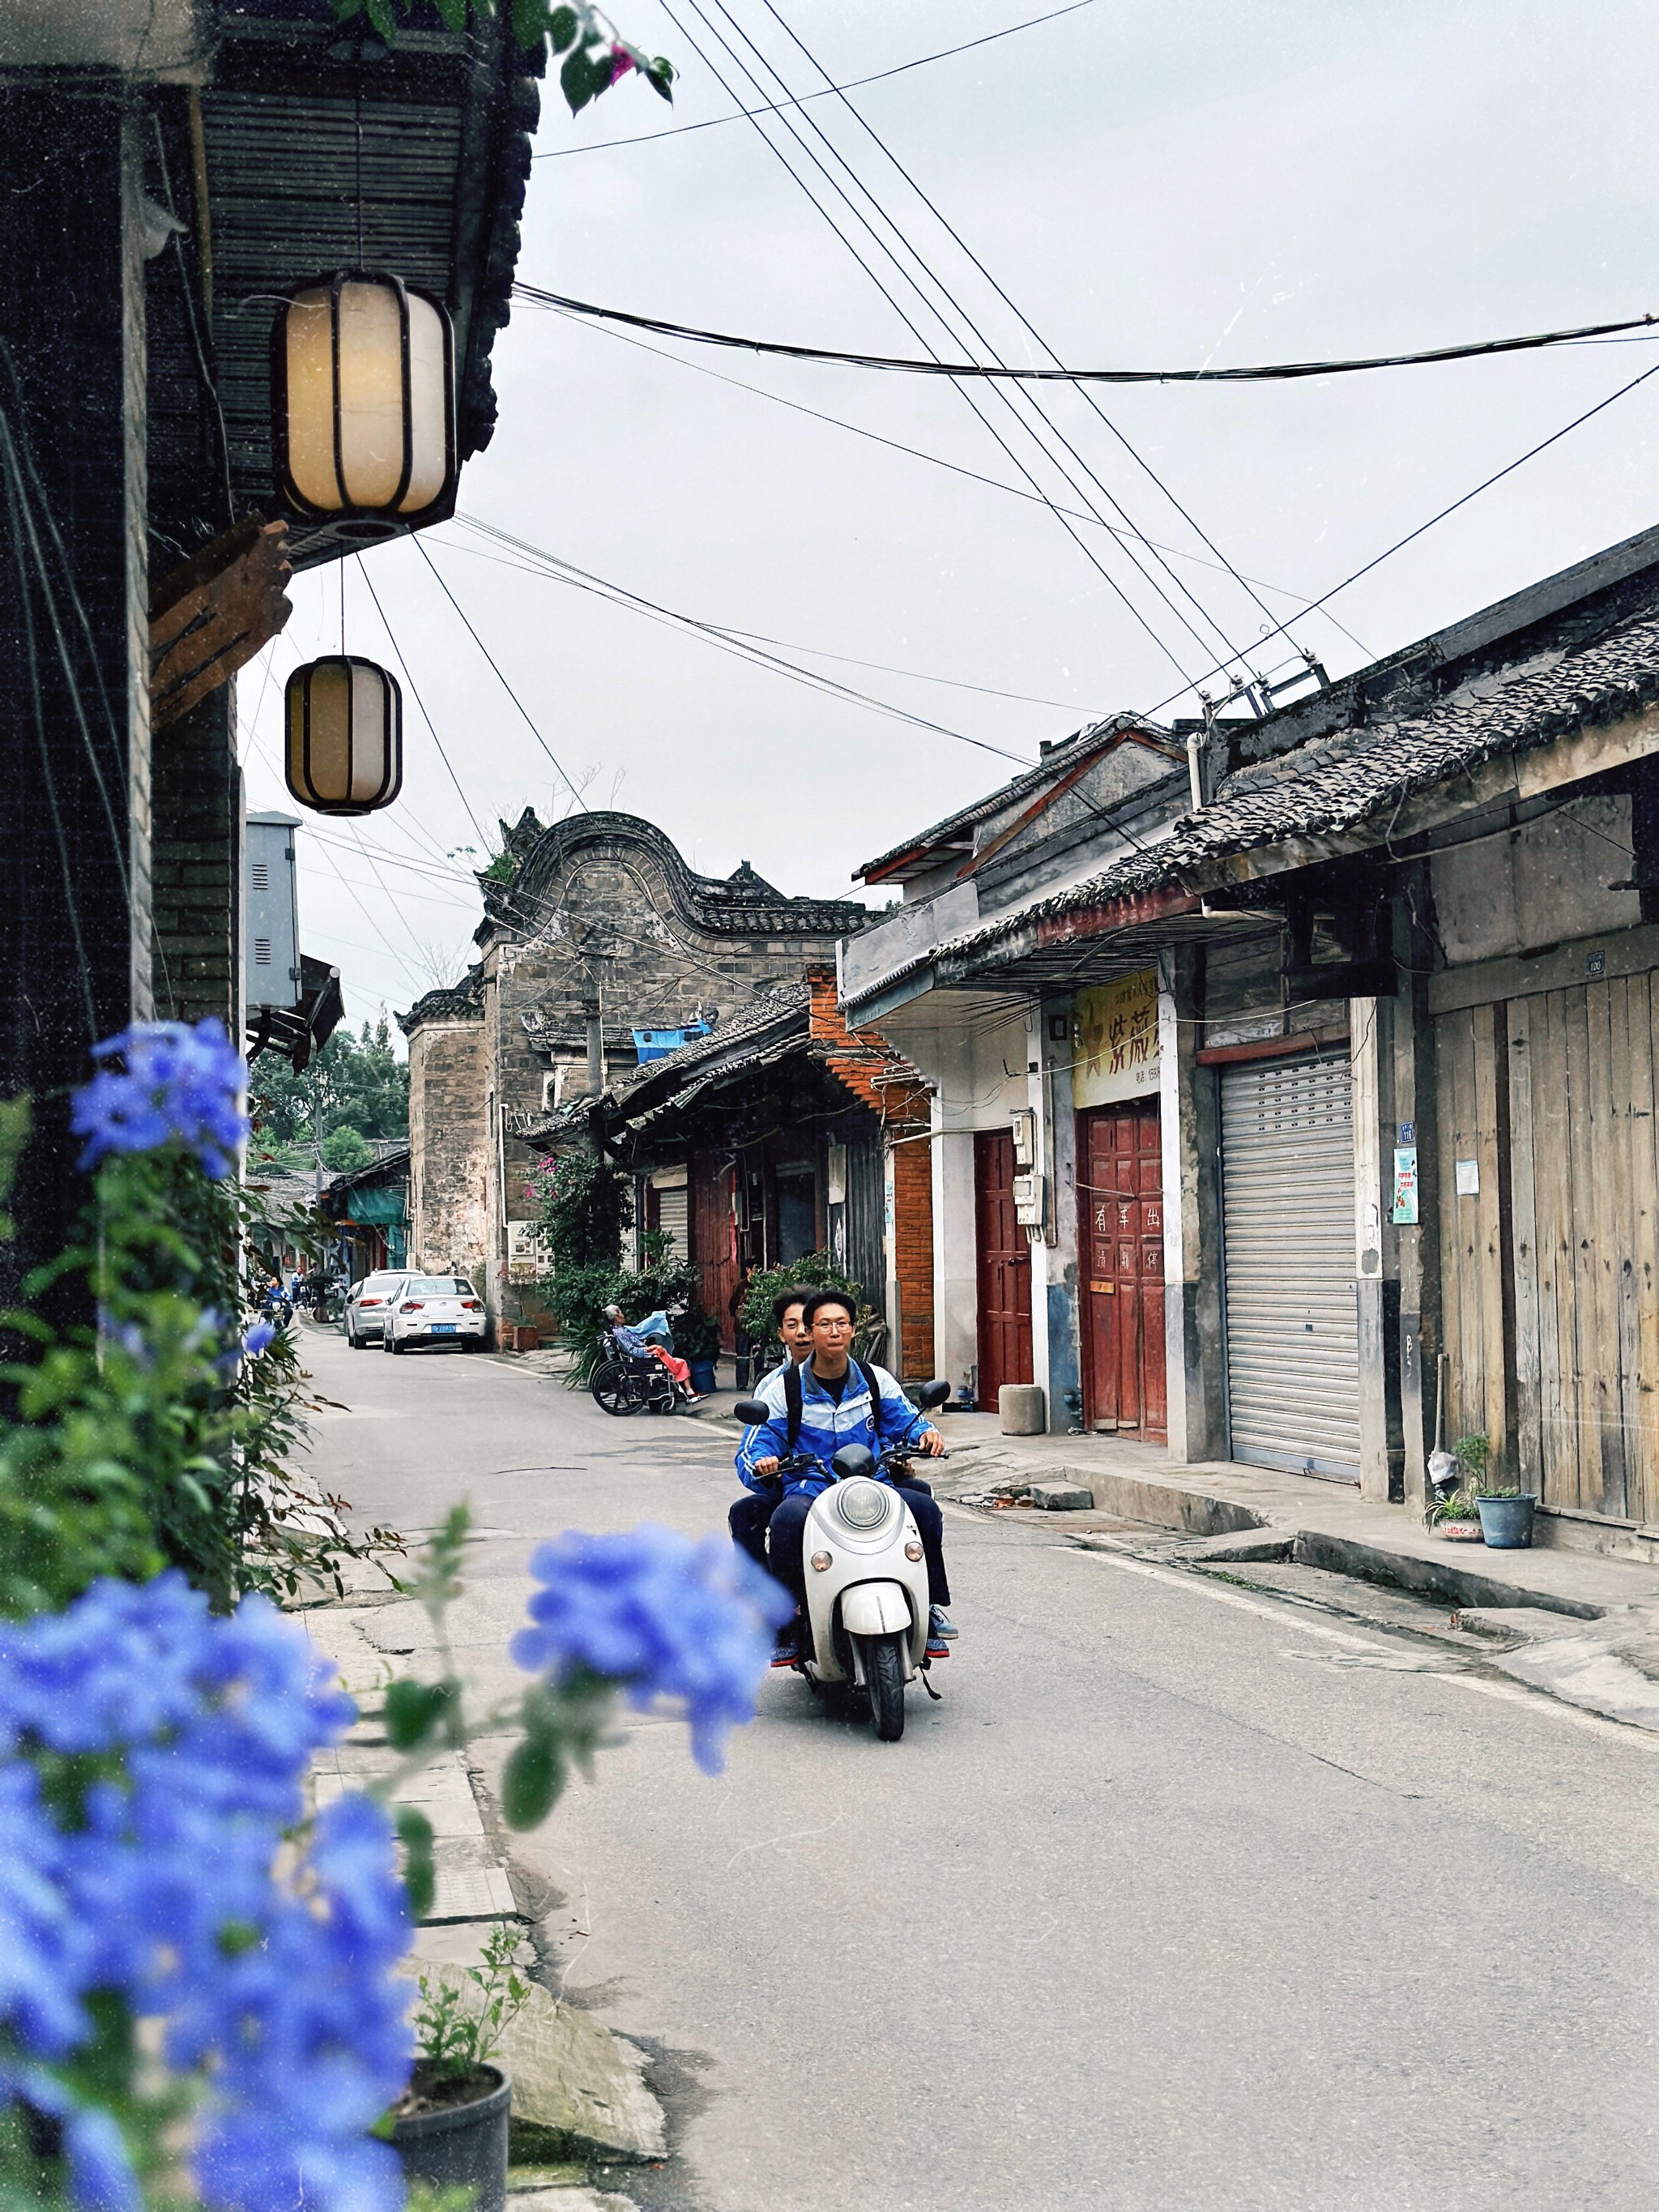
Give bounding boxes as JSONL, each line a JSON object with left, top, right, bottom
{"left": 1435, "top": 978, "right": 1659, "bottom": 1524}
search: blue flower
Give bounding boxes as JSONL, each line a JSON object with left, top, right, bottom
{"left": 70, "top": 1020, "right": 249, "bottom": 1180}
{"left": 241, "top": 1322, "right": 276, "bottom": 1360}
{"left": 513, "top": 1526, "right": 792, "bottom": 1774}
{"left": 0, "top": 1576, "right": 405, "bottom": 2212}
{"left": 64, "top": 2106, "right": 142, "bottom": 2212}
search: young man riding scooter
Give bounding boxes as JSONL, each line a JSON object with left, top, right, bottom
{"left": 737, "top": 1288, "right": 957, "bottom": 1664}
{"left": 728, "top": 1284, "right": 815, "bottom": 1579}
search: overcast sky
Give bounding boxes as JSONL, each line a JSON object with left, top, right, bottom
{"left": 241, "top": 0, "right": 1659, "bottom": 1044}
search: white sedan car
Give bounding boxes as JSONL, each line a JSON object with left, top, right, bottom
{"left": 343, "top": 1271, "right": 408, "bottom": 1348}
{"left": 383, "top": 1275, "right": 488, "bottom": 1354}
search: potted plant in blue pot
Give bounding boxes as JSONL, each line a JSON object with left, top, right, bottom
{"left": 673, "top": 1300, "right": 723, "bottom": 1396}
{"left": 1450, "top": 1432, "right": 1537, "bottom": 1549}
{"left": 390, "top": 1924, "right": 531, "bottom": 2212}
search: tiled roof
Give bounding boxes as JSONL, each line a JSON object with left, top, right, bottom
{"left": 396, "top": 967, "right": 484, "bottom": 1036}
{"left": 855, "top": 713, "right": 1161, "bottom": 882}
{"left": 934, "top": 540, "right": 1659, "bottom": 980}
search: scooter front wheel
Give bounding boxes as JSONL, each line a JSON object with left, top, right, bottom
{"left": 859, "top": 1631, "right": 906, "bottom": 1742}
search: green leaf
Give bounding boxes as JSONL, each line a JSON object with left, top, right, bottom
{"left": 383, "top": 1677, "right": 455, "bottom": 1752}
{"left": 512, "top": 0, "right": 549, "bottom": 45}
{"left": 561, "top": 41, "right": 610, "bottom": 113}
{"left": 364, "top": 0, "right": 398, "bottom": 38}
{"left": 395, "top": 1806, "right": 436, "bottom": 1919}
{"left": 433, "top": 0, "right": 468, "bottom": 26}
{"left": 547, "top": 4, "right": 579, "bottom": 49}
{"left": 501, "top": 1729, "right": 564, "bottom": 1830}
{"left": 646, "top": 56, "right": 675, "bottom": 100}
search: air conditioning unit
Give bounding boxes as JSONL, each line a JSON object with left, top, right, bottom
{"left": 245, "top": 812, "right": 301, "bottom": 1012}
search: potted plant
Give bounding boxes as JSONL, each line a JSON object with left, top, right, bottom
{"left": 673, "top": 1299, "right": 723, "bottom": 1394}
{"left": 390, "top": 1923, "right": 531, "bottom": 2212}
{"left": 1426, "top": 1481, "right": 1485, "bottom": 1542}
{"left": 1447, "top": 1430, "right": 1537, "bottom": 1548}
{"left": 1447, "top": 1430, "right": 1537, "bottom": 1549}
{"left": 1425, "top": 1433, "right": 1489, "bottom": 1542}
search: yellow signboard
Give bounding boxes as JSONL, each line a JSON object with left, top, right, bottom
{"left": 1073, "top": 969, "right": 1160, "bottom": 1109}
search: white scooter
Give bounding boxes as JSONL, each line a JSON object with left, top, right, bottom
{"left": 733, "top": 1379, "right": 951, "bottom": 1742}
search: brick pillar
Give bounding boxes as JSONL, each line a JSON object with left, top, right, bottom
{"left": 151, "top": 685, "right": 241, "bottom": 1027}
{"left": 0, "top": 87, "right": 151, "bottom": 1303}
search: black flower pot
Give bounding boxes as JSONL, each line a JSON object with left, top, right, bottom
{"left": 391, "top": 2064, "right": 510, "bottom": 2212}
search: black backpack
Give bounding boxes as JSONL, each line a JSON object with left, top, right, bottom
{"left": 782, "top": 1357, "right": 883, "bottom": 1456}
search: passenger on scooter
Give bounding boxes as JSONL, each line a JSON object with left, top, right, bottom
{"left": 729, "top": 1285, "right": 814, "bottom": 1580}
{"left": 738, "top": 1288, "right": 956, "bottom": 1664}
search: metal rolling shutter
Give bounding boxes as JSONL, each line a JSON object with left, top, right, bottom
{"left": 654, "top": 1186, "right": 689, "bottom": 1260}
{"left": 1221, "top": 1054, "right": 1360, "bottom": 1481}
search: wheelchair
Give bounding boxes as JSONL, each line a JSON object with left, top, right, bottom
{"left": 590, "top": 1330, "right": 682, "bottom": 1417}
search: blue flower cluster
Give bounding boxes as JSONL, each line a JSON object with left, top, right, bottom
{"left": 512, "top": 1525, "right": 792, "bottom": 1774}
{"left": 71, "top": 1020, "right": 249, "bottom": 1181}
{"left": 0, "top": 1575, "right": 413, "bottom": 2211}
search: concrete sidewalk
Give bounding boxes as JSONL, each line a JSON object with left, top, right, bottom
{"left": 926, "top": 1413, "right": 1656, "bottom": 1610}
{"left": 920, "top": 1413, "right": 1659, "bottom": 1731}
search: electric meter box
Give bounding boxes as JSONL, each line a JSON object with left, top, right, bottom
{"left": 245, "top": 812, "right": 302, "bottom": 1012}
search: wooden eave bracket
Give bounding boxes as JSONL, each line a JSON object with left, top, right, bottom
{"left": 150, "top": 516, "right": 292, "bottom": 728}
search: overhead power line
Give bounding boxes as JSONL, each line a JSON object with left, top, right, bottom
{"left": 1144, "top": 350, "right": 1659, "bottom": 718}
{"left": 532, "top": 1, "right": 1095, "bottom": 159}
{"left": 438, "top": 532, "right": 1102, "bottom": 713}
{"left": 541, "top": 301, "right": 1373, "bottom": 659}
{"left": 515, "top": 286, "right": 1659, "bottom": 386}
{"left": 450, "top": 513, "right": 1038, "bottom": 767}
{"left": 648, "top": 0, "right": 1223, "bottom": 700}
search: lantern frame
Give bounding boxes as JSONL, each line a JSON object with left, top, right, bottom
{"left": 284, "top": 654, "right": 404, "bottom": 818}
{"left": 271, "top": 268, "right": 457, "bottom": 534}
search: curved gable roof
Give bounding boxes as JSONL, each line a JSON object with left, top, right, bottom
{"left": 479, "top": 810, "right": 869, "bottom": 942}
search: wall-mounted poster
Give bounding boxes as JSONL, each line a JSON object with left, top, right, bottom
{"left": 1073, "top": 969, "right": 1160, "bottom": 1109}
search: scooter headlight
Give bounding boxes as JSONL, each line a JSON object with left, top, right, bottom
{"left": 835, "top": 1478, "right": 891, "bottom": 1531}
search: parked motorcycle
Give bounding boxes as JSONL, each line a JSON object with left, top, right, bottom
{"left": 731, "top": 1378, "right": 951, "bottom": 1741}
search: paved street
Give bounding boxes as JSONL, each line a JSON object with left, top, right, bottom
{"left": 301, "top": 1328, "right": 1659, "bottom": 2212}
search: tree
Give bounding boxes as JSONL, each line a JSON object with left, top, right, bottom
{"left": 249, "top": 1019, "right": 409, "bottom": 1151}
{"left": 321, "top": 1125, "right": 373, "bottom": 1172}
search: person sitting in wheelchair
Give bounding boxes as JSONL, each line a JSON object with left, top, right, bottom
{"left": 603, "top": 1304, "right": 701, "bottom": 1404}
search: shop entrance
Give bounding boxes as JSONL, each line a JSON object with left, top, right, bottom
{"left": 1077, "top": 1098, "right": 1166, "bottom": 1440}
{"left": 974, "top": 1127, "right": 1033, "bottom": 1408}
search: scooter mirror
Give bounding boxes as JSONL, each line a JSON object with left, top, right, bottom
{"left": 830, "top": 1444, "right": 876, "bottom": 1481}
{"left": 732, "top": 1399, "right": 771, "bottom": 1424}
{"left": 916, "top": 1378, "right": 952, "bottom": 1410}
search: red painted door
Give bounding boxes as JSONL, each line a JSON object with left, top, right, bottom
{"left": 975, "top": 1129, "right": 1034, "bottom": 1408}
{"left": 1079, "top": 1100, "right": 1166, "bottom": 1441}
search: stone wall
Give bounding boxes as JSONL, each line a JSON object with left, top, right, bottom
{"left": 408, "top": 1018, "right": 490, "bottom": 1282}
{"left": 406, "top": 814, "right": 872, "bottom": 1324}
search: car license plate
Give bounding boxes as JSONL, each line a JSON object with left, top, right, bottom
{"left": 432, "top": 1323, "right": 457, "bottom": 1334}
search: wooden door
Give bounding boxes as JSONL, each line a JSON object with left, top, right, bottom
{"left": 1079, "top": 1100, "right": 1166, "bottom": 1440}
{"left": 975, "top": 1129, "right": 1033, "bottom": 1407}
{"left": 690, "top": 1154, "right": 740, "bottom": 1352}
{"left": 1438, "top": 977, "right": 1659, "bottom": 1527}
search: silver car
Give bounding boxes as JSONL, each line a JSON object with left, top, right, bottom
{"left": 383, "top": 1275, "right": 488, "bottom": 1354}
{"left": 344, "top": 1270, "right": 409, "bottom": 1348}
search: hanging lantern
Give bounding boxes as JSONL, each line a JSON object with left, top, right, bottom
{"left": 285, "top": 656, "right": 403, "bottom": 816}
{"left": 272, "top": 271, "right": 455, "bottom": 532}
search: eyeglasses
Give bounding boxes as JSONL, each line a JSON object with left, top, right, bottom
{"left": 815, "top": 1317, "right": 852, "bottom": 1331}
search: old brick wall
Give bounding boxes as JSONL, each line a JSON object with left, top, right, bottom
{"left": 893, "top": 1135, "right": 936, "bottom": 1382}
{"left": 409, "top": 1020, "right": 489, "bottom": 1281}
{"left": 151, "top": 689, "right": 239, "bottom": 1025}
{"left": 805, "top": 969, "right": 936, "bottom": 1378}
